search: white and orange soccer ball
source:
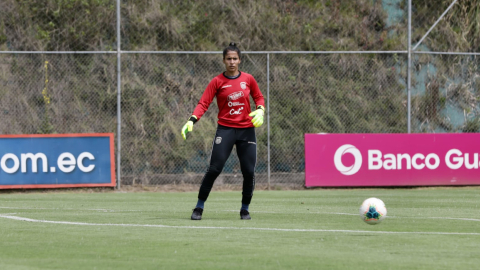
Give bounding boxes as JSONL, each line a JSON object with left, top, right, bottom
{"left": 359, "top": 198, "right": 387, "bottom": 225}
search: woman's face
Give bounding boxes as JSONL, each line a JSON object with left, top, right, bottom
{"left": 223, "top": 51, "right": 241, "bottom": 76}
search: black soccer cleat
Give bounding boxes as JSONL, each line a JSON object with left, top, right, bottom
{"left": 240, "top": 209, "right": 251, "bottom": 220}
{"left": 191, "top": 207, "right": 203, "bottom": 220}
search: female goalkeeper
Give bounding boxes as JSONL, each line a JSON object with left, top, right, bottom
{"left": 181, "top": 42, "right": 265, "bottom": 220}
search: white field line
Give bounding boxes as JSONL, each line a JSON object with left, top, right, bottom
{"left": 2, "top": 207, "right": 479, "bottom": 222}
{"left": 321, "top": 213, "right": 480, "bottom": 222}
{"left": 220, "top": 210, "right": 480, "bottom": 221}
{"left": 0, "top": 214, "right": 479, "bottom": 236}
{"left": 0, "top": 207, "right": 140, "bottom": 212}
{"left": 427, "top": 217, "right": 480, "bottom": 222}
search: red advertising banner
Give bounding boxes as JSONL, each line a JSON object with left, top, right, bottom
{"left": 305, "top": 133, "right": 480, "bottom": 187}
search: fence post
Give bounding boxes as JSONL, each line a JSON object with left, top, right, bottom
{"left": 116, "top": 0, "right": 122, "bottom": 189}
{"left": 407, "top": 0, "right": 412, "bottom": 133}
{"left": 267, "top": 53, "right": 271, "bottom": 190}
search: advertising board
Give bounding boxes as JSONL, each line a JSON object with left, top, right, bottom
{"left": 0, "top": 133, "right": 115, "bottom": 189}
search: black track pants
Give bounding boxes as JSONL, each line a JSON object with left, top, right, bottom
{"left": 198, "top": 125, "right": 257, "bottom": 205}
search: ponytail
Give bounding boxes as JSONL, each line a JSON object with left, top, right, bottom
{"left": 223, "top": 42, "right": 241, "bottom": 59}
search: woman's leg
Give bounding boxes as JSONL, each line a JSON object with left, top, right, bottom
{"left": 197, "top": 126, "right": 235, "bottom": 202}
{"left": 236, "top": 127, "right": 257, "bottom": 206}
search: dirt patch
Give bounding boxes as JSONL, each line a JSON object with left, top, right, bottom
{"left": 4, "top": 184, "right": 473, "bottom": 194}
{"left": 0, "top": 183, "right": 306, "bottom": 194}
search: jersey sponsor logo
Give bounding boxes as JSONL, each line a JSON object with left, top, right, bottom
{"left": 240, "top": 82, "right": 247, "bottom": 90}
{"left": 228, "top": 101, "right": 245, "bottom": 107}
{"left": 230, "top": 107, "right": 243, "bottom": 115}
{"left": 221, "top": 85, "right": 232, "bottom": 89}
{"left": 228, "top": 91, "right": 244, "bottom": 101}
{"left": 215, "top": 137, "right": 222, "bottom": 144}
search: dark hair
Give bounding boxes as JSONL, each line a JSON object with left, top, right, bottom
{"left": 223, "top": 42, "right": 241, "bottom": 59}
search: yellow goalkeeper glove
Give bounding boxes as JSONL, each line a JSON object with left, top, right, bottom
{"left": 249, "top": 105, "right": 265, "bottom": 127}
{"left": 181, "top": 115, "right": 198, "bottom": 140}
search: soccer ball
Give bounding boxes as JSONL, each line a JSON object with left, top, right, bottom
{"left": 359, "top": 197, "right": 387, "bottom": 225}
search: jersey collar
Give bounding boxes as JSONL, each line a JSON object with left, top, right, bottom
{"left": 223, "top": 71, "right": 242, "bottom": 80}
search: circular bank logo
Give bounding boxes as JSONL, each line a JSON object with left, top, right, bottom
{"left": 334, "top": 144, "right": 362, "bottom": 175}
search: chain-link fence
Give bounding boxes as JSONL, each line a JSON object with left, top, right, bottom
{"left": 0, "top": 54, "right": 117, "bottom": 135}
{"left": 410, "top": 53, "right": 480, "bottom": 133}
{"left": 1, "top": 1, "right": 479, "bottom": 188}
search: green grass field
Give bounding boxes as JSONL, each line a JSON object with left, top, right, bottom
{"left": 1, "top": 187, "right": 479, "bottom": 270}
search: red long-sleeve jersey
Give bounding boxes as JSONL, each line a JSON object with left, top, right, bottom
{"left": 192, "top": 71, "right": 265, "bottom": 128}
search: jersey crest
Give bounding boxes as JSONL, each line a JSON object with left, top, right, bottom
{"left": 240, "top": 82, "right": 247, "bottom": 90}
